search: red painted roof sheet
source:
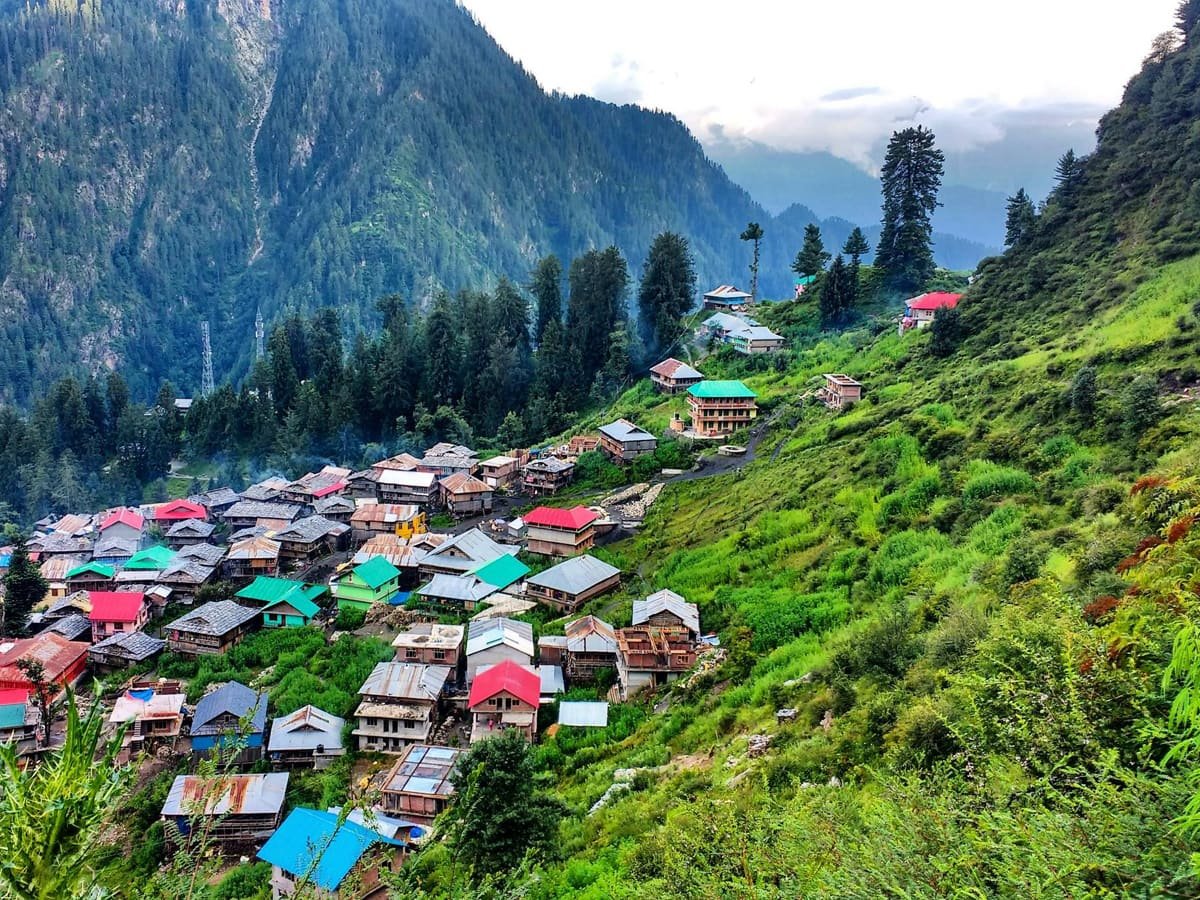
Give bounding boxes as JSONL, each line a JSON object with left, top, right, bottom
{"left": 523, "top": 505, "right": 598, "bottom": 531}
{"left": 468, "top": 660, "right": 540, "bottom": 709}
{"left": 88, "top": 591, "right": 146, "bottom": 623}
{"left": 311, "top": 481, "right": 347, "bottom": 499}
{"left": 100, "top": 508, "right": 144, "bottom": 531}
{"left": 0, "top": 689, "right": 28, "bottom": 706}
{"left": 153, "top": 500, "right": 207, "bottom": 521}
{"left": 905, "top": 292, "right": 962, "bottom": 311}
{"left": 0, "top": 633, "right": 90, "bottom": 686}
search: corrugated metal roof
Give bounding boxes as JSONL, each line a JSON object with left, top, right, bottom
{"left": 226, "top": 536, "right": 281, "bottom": 560}
{"left": 353, "top": 556, "right": 401, "bottom": 589}
{"left": 598, "top": 418, "right": 656, "bottom": 443}
{"left": 465, "top": 617, "right": 534, "bottom": 658}
{"left": 565, "top": 615, "right": 618, "bottom": 654}
{"left": 468, "top": 660, "right": 540, "bottom": 708}
{"left": 523, "top": 505, "right": 599, "bottom": 531}
{"left": 162, "top": 773, "right": 289, "bottom": 817}
{"left": 257, "top": 807, "right": 406, "bottom": 893}
{"left": 439, "top": 472, "right": 492, "bottom": 494}
{"left": 470, "top": 554, "right": 530, "bottom": 589}
{"left": 633, "top": 590, "right": 700, "bottom": 634}
{"left": 358, "top": 662, "right": 451, "bottom": 701}
{"left": 267, "top": 705, "right": 345, "bottom": 753}
{"left": 687, "top": 380, "right": 757, "bottom": 399}
{"left": 557, "top": 701, "right": 609, "bottom": 728}
{"left": 526, "top": 555, "right": 620, "bottom": 595}
{"left": 537, "top": 664, "right": 564, "bottom": 695}
{"left": 417, "top": 573, "right": 494, "bottom": 604}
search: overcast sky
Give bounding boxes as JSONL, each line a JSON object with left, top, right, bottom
{"left": 461, "top": 0, "right": 1178, "bottom": 171}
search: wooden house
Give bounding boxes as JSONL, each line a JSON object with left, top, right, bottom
{"left": 38, "top": 555, "right": 80, "bottom": 601}
{"left": 376, "top": 469, "right": 438, "bottom": 506}
{"left": 312, "top": 493, "right": 357, "bottom": 523}
{"left": 224, "top": 536, "right": 282, "bottom": 579}
{"left": 698, "top": 312, "right": 784, "bottom": 353}
{"left": 467, "top": 660, "right": 540, "bottom": 744}
{"left": 353, "top": 662, "right": 451, "bottom": 752}
{"left": 189, "top": 487, "right": 241, "bottom": 518}
{"left": 150, "top": 499, "right": 207, "bottom": 525}
{"left": 87, "top": 590, "right": 150, "bottom": 643}
{"left": 632, "top": 589, "right": 700, "bottom": 641}
{"left": 816, "top": 373, "right": 863, "bottom": 409}
{"left": 65, "top": 561, "right": 115, "bottom": 595}
{"left": 164, "top": 600, "right": 260, "bottom": 657}
{"left": 0, "top": 633, "right": 90, "bottom": 696}
{"left": 522, "top": 457, "right": 575, "bottom": 495}
{"left": 351, "top": 503, "right": 428, "bottom": 541}
{"left": 190, "top": 681, "right": 268, "bottom": 765}
{"left": 272, "top": 516, "right": 350, "bottom": 565}
{"left": 598, "top": 419, "right": 658, "bottom": 463}
{"left": 165, "top": 519, "right": 216, "bottom": 550}
{"left": 566, "top": 435, "right": 599, "bottom": 455}
{"left": 686, "top": 381, "right": 758, "bottom": 437}
{"left": 563, "top": 615, "right": 619, "bottom": 682}
{"left": 525, "top": 554, "right": 621, "bottom": 613}
{"left": 222, "top": 500, "right": 303, "bottom": 531}
{"left": 333, "top": 556, "right": 402, "bottom": 612}
{"left": 120, "top": 545, "right": 176, "bottom": 581}
{"left": 523, "top": 506, "right": 599, "bottom": 557}
{"left": 417, "top": 528, "right": 517, "bottom": 579}
{"left": 378, "top": 743, "right": 462, "bottom": 825}
{"left": 479, "top": 455, "right": 520, "bottom": 490}
{"left": 88, "top": 631, "right": 166, "bottom": 673}
{"left": 90, "top": 532, "right": 138, "bottom": 567}
{"left": 417, "top": 444, "right": 479, "bottom": 478}
{"left": 702, "top": 284, "right": 753, "bottom": 310}
{"left": 156, "top": 545, "right": 224, "bottom": 601}
{"left": 650, "top": 358, "right": 704, "bottom": 394}
{"left": 236, "top": 576, "right": 327, "bottom": 628}
{"left": 267, "top": 705, "right": 346, "bottom": 769}
{"left": 277, "top": 467, "right": 350, "bottom": 506}
{"left": 161, "top": 773, "right": 289, "bottom": 846}
{"left": 439, "top": 473, "right": 494, "bottom": 516}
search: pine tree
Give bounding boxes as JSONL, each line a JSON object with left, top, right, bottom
{"left": 637, "top": 231, "right": 696, "bottom": 360}
{"left": 565, "top": 247, "right": 629, "bottom": 394}
{"left": 267, "top": 326, "right": 299, "bottom": 419}
{"left": 2, "top": 533, "right": 46, "bottom": 634}
{"left": 1180, "top": 0, "right": 1200, "bottom": 42}
{"left": 529, "top": 255, "right": 563, "bottom": 347}
{"left": 792, "top": 223, "right": 830, "bottom": 278}
{"left": 740, "top": 222, "right": 764, "bottom": 301}
{"left": 1053, "top": 149, "right": 1084, "bottom": 202}
{"left": 421, "top": 291, "right": 462, "bottom": 409}
{"left": 841, "top": 227, "right": 871, "bottom": 308}
{"left": 1070, "top": 366, "right": 1098, "bottom": 423}
{"left": 1004, "top": 188, "right": 1037, "bottom": 247}
{"left": 875, "top": 126, "right": 944, "bottom": 296}
{"left": 818, "top": 255, "right": 852, "bottom": 329}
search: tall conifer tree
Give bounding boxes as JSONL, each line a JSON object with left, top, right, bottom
{"left": 875, "top": 126, "right": 944, "bottom": 296}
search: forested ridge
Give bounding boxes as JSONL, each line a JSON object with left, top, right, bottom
{"left": 0, "top": 0, "right": 892, "bottom": 404}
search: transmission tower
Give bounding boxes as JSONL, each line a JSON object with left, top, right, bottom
{"left": 255, "top": 308, "right": 265, "bottom": 360}
{"left": 200, "top": 321, "right": 215, "bottom": 396}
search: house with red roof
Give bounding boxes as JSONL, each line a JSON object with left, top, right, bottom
{"left": 99, "top": 508, "right": 144, "bottom": 544}
{"left": 467, "top": 659, "right": 540, "bottom": 743}
{"left": 523, "top": 506, "right": 600, "bottom": 557}
{"left": 88, "top": 591, "right": 151, "bottom": 642}
{"left": 902, "top": 292, "right": 962, "bottom": 330}
{"left": 0, "top": 633, "right": 90, "bottom": 695}
{"left": 151, "top": 499, "right": 207, "bottom": 523}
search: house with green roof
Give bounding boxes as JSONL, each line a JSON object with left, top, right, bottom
{"left": 123, "top": 545, "right": 176, "bottom": 573}
{"left": 471, "top": 554, "right": 530, "bottom": 592}
{"left": 236, "top": 576, "right": 329, "bottom": 628}
{"left": 65, "top": 561, "right": 115, "bottom": 594}
{"left": 686, "top": 380, "right": 759, "bottom": 438}
{"left": 333, "top": 556, "right": 402, "bottom": 612}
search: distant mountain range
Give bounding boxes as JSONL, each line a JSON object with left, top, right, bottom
{"left": 0, "top": 0, "right": 1012, "bottom": 404}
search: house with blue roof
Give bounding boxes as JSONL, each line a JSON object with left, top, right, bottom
{"left": 190, "top": 681, "right": 268, "bottom": 766}
{"left": 256, "top": 806, "right": 423, "bottom": 897}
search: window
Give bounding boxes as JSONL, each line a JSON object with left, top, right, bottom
{"left": 433, "top": 650, "right": 446, "bottom": 661}
{"left": 405, "top": 649, "right": 417, "bottom": 660}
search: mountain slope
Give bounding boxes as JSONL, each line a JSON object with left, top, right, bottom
{"left": 0, "top": 0, "right": 821, "bottom": 404}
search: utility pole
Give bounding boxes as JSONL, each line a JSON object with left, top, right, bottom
{"left": 201, "top": 321, "right": 215, "bottom": 396}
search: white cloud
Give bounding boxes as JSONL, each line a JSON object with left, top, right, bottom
{"left": 461, "top": 0, "right": 1178, "bottom": 168}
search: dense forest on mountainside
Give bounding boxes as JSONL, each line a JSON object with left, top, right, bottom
{"left": 0, "top": 0, "right": 887, "bottom": 404}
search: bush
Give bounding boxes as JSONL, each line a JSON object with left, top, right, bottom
{"left": 335, "top": 607, "right": 366, "bottom": 631}
{"left": 961, "top": 461, "right": 1036, "bottom": 507}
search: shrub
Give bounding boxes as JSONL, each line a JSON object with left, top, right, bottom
{"left": 335, "top": 607, "right": 366, "bottom": 631}
{"left": 961, "top": 461, "right": 1036, "bottom": 507}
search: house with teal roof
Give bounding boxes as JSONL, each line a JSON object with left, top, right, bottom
{"left": 64, "top": 561, "right": 115, "bottom": 594}
{"left": 333, "top": 556, "right": 402, "bottom": 612}
{"left": 122, "top": 545, "right": 175, "bottom": 574}
{"left": 257, "top": 806, "right": 422, "bottom": 896}
{"left": 471, "top": 554, "right": 530, "bottom": 592}
{"left": 235, "top": 576, "right": 328, "bottom": 628}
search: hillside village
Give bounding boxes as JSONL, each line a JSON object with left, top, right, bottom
{"left": 0, "top": 281, "right": 913, "bottom": 894}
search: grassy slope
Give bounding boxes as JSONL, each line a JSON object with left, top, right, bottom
{"left": 405, "top": 247, "right": 1200, "bottom": 897}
